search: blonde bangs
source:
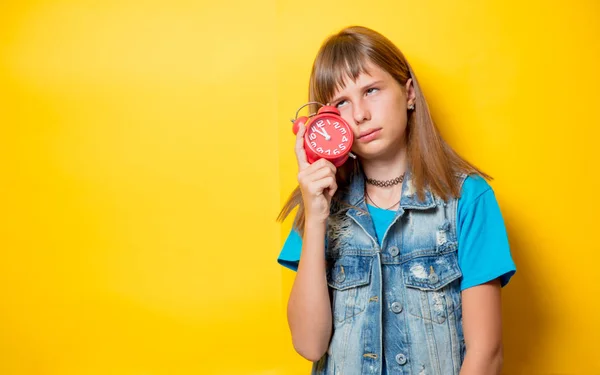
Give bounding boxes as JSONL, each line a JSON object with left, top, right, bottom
{"left": 310, "top": 37, "right": 371, "bottom": 107}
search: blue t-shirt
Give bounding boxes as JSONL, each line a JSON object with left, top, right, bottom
{"left": 277, "top": 175, "right": 516, "bottom": 290}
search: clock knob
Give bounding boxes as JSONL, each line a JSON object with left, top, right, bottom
{"left": 316, "top": 105, "right": 340, "bottom": 115}
{"left": 292, "top": 116, "right": 308, "bottom": 135}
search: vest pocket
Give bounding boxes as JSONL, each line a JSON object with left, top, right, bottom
{"left": 402, "top": 250, "right": 462, "bottom": 324}
{"left": 327, "top": 255, "right": 374, "bottom": 325}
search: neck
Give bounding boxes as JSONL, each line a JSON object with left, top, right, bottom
{"left": 361, "top": 146, "right": 408, "bottom": 210}
{"left": 360, "top": 146, "right": 408, "bottom": 182}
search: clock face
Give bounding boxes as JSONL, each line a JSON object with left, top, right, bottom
{"left": 305, "top": 115, "right": 353, "bottom": 158}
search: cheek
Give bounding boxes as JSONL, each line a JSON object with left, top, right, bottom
{"left": 382, "top": 101, "right": 408, "bottom": 129}
{"left": 393, "top": 109, "right": 408, "bottom": 127}
{"left": 337, "top": 107, "right": 352, "bottom": 122}
{"left": 338, "top": 109, "right": 358, "bottom": 132}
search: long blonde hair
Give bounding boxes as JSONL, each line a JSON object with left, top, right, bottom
{"left": 277, "top": 26, "right": 491, "bottom": 233}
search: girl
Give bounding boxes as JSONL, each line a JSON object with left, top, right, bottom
{"left": 277, "top": 26, "right": 516, "bottom": 375}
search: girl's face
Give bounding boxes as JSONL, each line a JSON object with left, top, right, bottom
{"left": 329, "top": 61, "right": 415, "bottom": 161}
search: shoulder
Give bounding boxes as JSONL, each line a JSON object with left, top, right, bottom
{"left": 459, "top": 174, "right": 493, "bottom": 206}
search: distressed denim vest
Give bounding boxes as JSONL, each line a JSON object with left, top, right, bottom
{"left": 312, "top": 167, "right": 468, "bottom": 375}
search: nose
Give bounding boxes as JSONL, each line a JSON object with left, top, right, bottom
{"left": 352, "top": 99, "right": 370, "bottom": 126}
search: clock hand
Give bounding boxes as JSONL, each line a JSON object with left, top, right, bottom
{"left": 321, "top": 127, "right": 331, "bottom": 140}
{"left": 311, "top": 126, "right": 330, "bottom": 140}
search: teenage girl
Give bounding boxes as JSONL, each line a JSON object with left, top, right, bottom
{"left": 277, "top": 26, "right": 516, "bottom": 375}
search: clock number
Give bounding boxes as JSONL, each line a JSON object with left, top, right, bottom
{"left": 334, "top": 122, "right": 340, "bottom": 129}
{"left": 342, "top": 136, "right": 348, "bottom": 142}
{"left": 316, "top": 120, "right": 325, "bottom": 128}
{"left": 311, "top": 141, "right": 317, "bottom": 148}
{"left": 339, "top": 143, "right": 346, "bottom": 150}
{"left": 317, "top": 147, "right": 324, "bottom": 153}
{"left": 325, "top": 149, "right": 331, "bottom": 155}
{"left": 309, "top": 132, "right": 317, "bottom": 140}
{"left": 340, "top": 128, "right": 346, "bottom": 135}
{"left": 333, "top": 149, "right": 340, "bottom": 155}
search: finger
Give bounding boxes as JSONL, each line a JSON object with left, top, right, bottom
{"left": 327, "top": 180, "right": 338, "bottom": 198}
{"left": 305, "top": 158, "right": 337, "bottom": 176}
{"left": 308, "top": 176, "right": 337, "bottom": 196}
{"left": 297, "top": 162, "right": 335, "bottom": 185}
{"left": 303, "top": 165, "right": 336, "bottom": 183}
{"left": 297, "top": 166, "right": 330, "bottom": 189}
{"left": 294, "top": 122, "right": 309, "bottom": 170}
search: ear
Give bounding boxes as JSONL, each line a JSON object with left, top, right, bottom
{"left": 405, "top": 78, "right": 416, "bottom": 106}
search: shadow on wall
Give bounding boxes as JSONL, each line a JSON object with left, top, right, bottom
{"left": 501, "top": 205, "right": 550, "bottom": 373}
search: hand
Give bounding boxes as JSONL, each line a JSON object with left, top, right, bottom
{"left": 295, "top": 121, "right": 338, "bottom": 224}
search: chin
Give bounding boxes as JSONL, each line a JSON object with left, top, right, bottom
{"left": 354, "top": 142, "right": 386, "bottom": 159}
{"left": 355, "top": 140, "right": 402, "bottom": 160}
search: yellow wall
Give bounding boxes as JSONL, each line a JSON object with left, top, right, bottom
{"left": 1, "top": 1, "right": 598, "bottom": 374}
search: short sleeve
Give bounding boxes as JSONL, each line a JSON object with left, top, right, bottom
{"left": 277, "top": 229, "right": 303, "bottom": 272}
{"left": 457, "top": 176, "right": 517, "bottom": 291}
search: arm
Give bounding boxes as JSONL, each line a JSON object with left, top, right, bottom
{"left": 286, "top": 122, "right": 337, "bottom": 362}
{"left": 287, "top": 219, "right": 332, "bottom": 361}
{"left": 459, "top": 278, "right": 504, "bottom": 375}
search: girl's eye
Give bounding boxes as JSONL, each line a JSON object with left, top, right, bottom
{"left": 334, "top": 89, "right": 378, "bottom": 108}
{"left": 335, "top": 100, "right": 348, "bottom": 109}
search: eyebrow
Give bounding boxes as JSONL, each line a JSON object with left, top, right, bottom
{"left": 330, "top": 80, "right": 385, "bottom": 104}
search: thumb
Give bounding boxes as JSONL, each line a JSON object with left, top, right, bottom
{"left": 327, "top": 184, "right": 337, "bottom": 199}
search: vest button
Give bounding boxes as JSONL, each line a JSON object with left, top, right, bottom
{"left": 428, "top": 273, "right": 439, "bottom": 284}
{"left": 391, "top": 302, "right": 403, "bottom": 313}
{"left": 395, "top": 353, "right": 407, "bottom": 365}
{"left": 334, "top": 266, "right": 346, "bottom": 283}
{"left": 388, "top": 246, "right": 399, "bottom": 257}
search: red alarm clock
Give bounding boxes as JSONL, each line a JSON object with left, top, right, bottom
{"left": 292, "top": 102, "right": 355, "bottom": 167}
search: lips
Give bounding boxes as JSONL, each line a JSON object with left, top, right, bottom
{"left": 358, "top": 128, "right": 382, "bottom": 142}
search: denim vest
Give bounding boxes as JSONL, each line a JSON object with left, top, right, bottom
{"left": 312, "top": 167, "right": 468, "bottom": 375}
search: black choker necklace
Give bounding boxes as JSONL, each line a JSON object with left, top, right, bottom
{"left": 365, "top": 173, "right": 405, "bottom": 188}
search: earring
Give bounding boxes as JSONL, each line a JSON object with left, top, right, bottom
{"left": 408, "top": 103, "right": 415, "bottom": 111}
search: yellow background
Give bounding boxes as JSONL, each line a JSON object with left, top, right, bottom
{"left": 1, "top": 0, "right": 598, "bottom": 374}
